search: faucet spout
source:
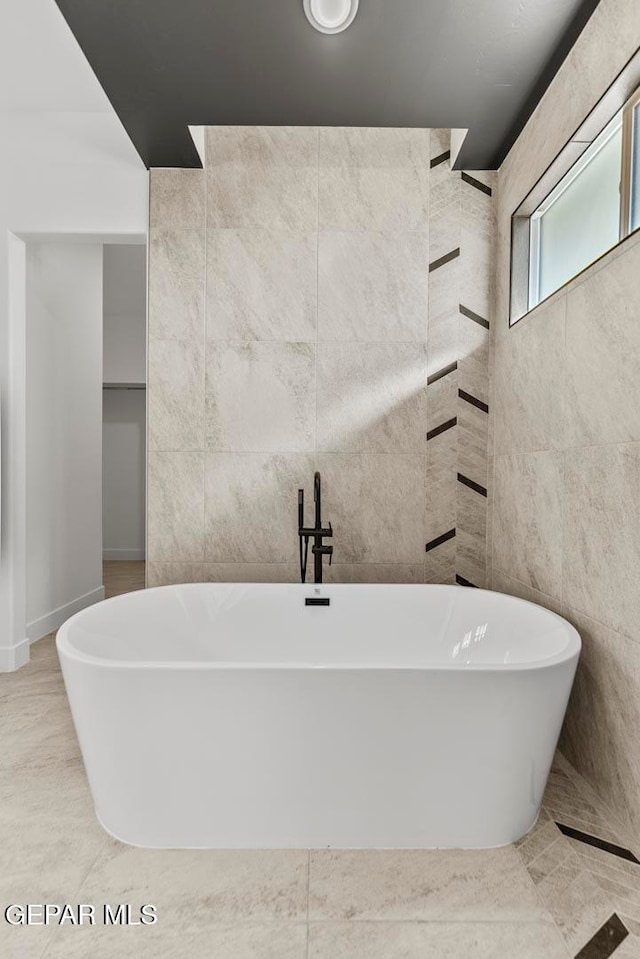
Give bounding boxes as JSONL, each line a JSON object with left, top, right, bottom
{"left": 314, "top": 471, "right": 321, "bottom": 530}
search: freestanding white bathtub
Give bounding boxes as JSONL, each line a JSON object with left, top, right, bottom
{"left": 57, "top": 583, "right": 580, "bottom": 849}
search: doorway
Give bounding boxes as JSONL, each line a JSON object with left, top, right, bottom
{"left": 24, "top": 238, "right": 146, "bottom": 645}
{"left": 102, "top": 244, "right": 147, "bottom": 597}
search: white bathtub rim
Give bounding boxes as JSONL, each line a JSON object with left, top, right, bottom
{"left": 56, "top": 583, "right": 581, "bottom": 673}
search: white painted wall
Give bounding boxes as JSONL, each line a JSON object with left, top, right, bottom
{"left": 26, "top": 243, "right": 105, "bottom": 639}
{"left": 103, "top": 391, "right": 146, "bottom": 560}
{"left": 0, "top": 0, "right": 148, "bottom": 669}
{"left": 103, "top": 244, "right": 147, "bottom": 384}
{"left": 103, "top": 244, "right": 146, "bottom": 560}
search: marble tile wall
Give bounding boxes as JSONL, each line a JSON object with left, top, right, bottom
{"left": 491, "top": 0, "right": 640, "bottom": 841}
{"left": 147, "top": 127, "right": 495, "bottom": 588}
{"left": 492, "top": 239, "right": 640, "bottom": 842}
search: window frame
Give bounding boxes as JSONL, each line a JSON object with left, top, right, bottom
{"left": 509, "top": 62, "right": 640, "bottom": 328}
{"left": 621, "top": 84, "right": 640, "bottom": 236}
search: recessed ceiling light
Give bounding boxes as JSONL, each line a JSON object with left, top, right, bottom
{"left": 303, "top": 0, "right": 359, "bottom": 34}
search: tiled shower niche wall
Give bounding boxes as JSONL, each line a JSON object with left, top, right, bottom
{"left": 147, "top": 128, "right": 495, "bottom": 587}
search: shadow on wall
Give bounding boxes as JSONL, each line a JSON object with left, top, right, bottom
{"left": 160, "top": 328, "right": 492, "bottom": 588}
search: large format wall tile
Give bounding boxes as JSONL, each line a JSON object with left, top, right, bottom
{"left": 204, "top": 453, "right": 315, "bottom": 563}
{"left": 148, "top": 229, "right": 205, "bottom": 341}
{"left": 319, "top": 127, "right": 430, "bottom": 232}
{"left": 560, "top": 606, "right": 640, "bottom": 839}
{"left": 147, "top": 562, "right": 301, "bottom": 586}
{"left": 316, "top": 453, "right": 426, "bottom": 565}
{"left": 493, "top": 451, "right": 563, "bottom": 598}
{"left": 203, "top": 564, "right": 299, "bottom": 583}
{"left": 206, "top": 342, "right": 315, "bottom": 452}
{"left": 147, "top": 453, "right": 205, "bottom": 562}
{"left": 206, "top": 127, "right": 318, "bottom": 230}
{"left": 494, "top": 296, "right": 565, "bottom": 453}
{"left": 149, "top": 125, "right": 494, "bottom": 593}
{"left": 147, "top": 563, "right": 205, "bottom": 587}
{"left": 491, "top": 568, "right": 562, "bottom": 615}
{"left": 206, "top": 229, "right": 317, "bottom": 341}
{"left": 325, "top": 564, "right": 424, "bottom": 584}
{"left": 316, "top": 343, "right": 427, "bottom": 452}
{"left": 149, "top": 169, "right": 205, "bottom": 231}
{"left": 563, "top": 443, "right": 640, "bottom": 638}
{"left": 148, "top": 339, "right": 204, "bottom": 451}
{"left": 318, "top": 230, "right": 429, "bottom": 342}
{"left": 565, "top": 241, "right": 640, "bottom": 446}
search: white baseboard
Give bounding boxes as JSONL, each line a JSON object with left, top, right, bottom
{"left": 103, "top": 549, "right": 145, "bottom": 561}
{"left": 26, "top": 585, "right": 106, "bottom": 643}
{"left": 0, "top": 637, "right": 30, "bottom": 672}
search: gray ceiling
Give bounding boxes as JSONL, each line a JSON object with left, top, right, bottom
{"left": 53, "top": 0, "right": 600, "bottom": 170}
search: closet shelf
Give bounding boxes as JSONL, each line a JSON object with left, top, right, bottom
{"left": 103, "top": 383, "right": 146, "bottom": 391}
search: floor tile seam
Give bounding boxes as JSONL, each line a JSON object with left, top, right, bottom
{"left": 545, "top": 804, "right": 605, "bottom": 826}
{"left": 543, "top": 789, "right": 601, "bottom": 808}
{"left": 586, "top": 876, "right": 640, "bottom": 912}
{"left": 515, "top": 841, "right": 568, "bottom": 928}
{"left": 532, "top": 851, "right": 584, "bottom": 892}
{"left": 304, "top": 917, "right": 567, "bottom": 926}
{"left": 27, "top": 917, "right": 585, "bottom": 929}
{"left": 521, "top": 834, "right": 570, "bottom": 875}
{"left": 37, "top": 842, "right": 109, "bottom": 959}
{"left": 546, "top": 862, "right": 617, "bottom": 913}
{"left": 576, "top": 850, "right": 640, "bottom": 883}
{"left": 543, "top": 785, "right": 598, "bottom": 806}
{"left": 545, "top": 802, "right": 607, "bottom": 824}
{"left": 305, "top": 847, "right": 311, "bottom": 959}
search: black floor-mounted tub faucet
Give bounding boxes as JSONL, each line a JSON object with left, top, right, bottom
{"left": 298, "top": 472, "right": 333, "bottom": 584}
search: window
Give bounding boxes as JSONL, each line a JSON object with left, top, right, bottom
{"left": 510, "top": 77, "right": 640, "bottom": 323}
{"left": 529, "top": 113, "right": 623, "bottom": 308}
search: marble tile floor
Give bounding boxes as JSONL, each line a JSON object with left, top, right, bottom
{"left": 1, "top": 563, "right": 639, "bottom": 958}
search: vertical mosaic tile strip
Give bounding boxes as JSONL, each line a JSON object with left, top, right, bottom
{"left": 427, "top": 130, "right": 494, "bottom": 586}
